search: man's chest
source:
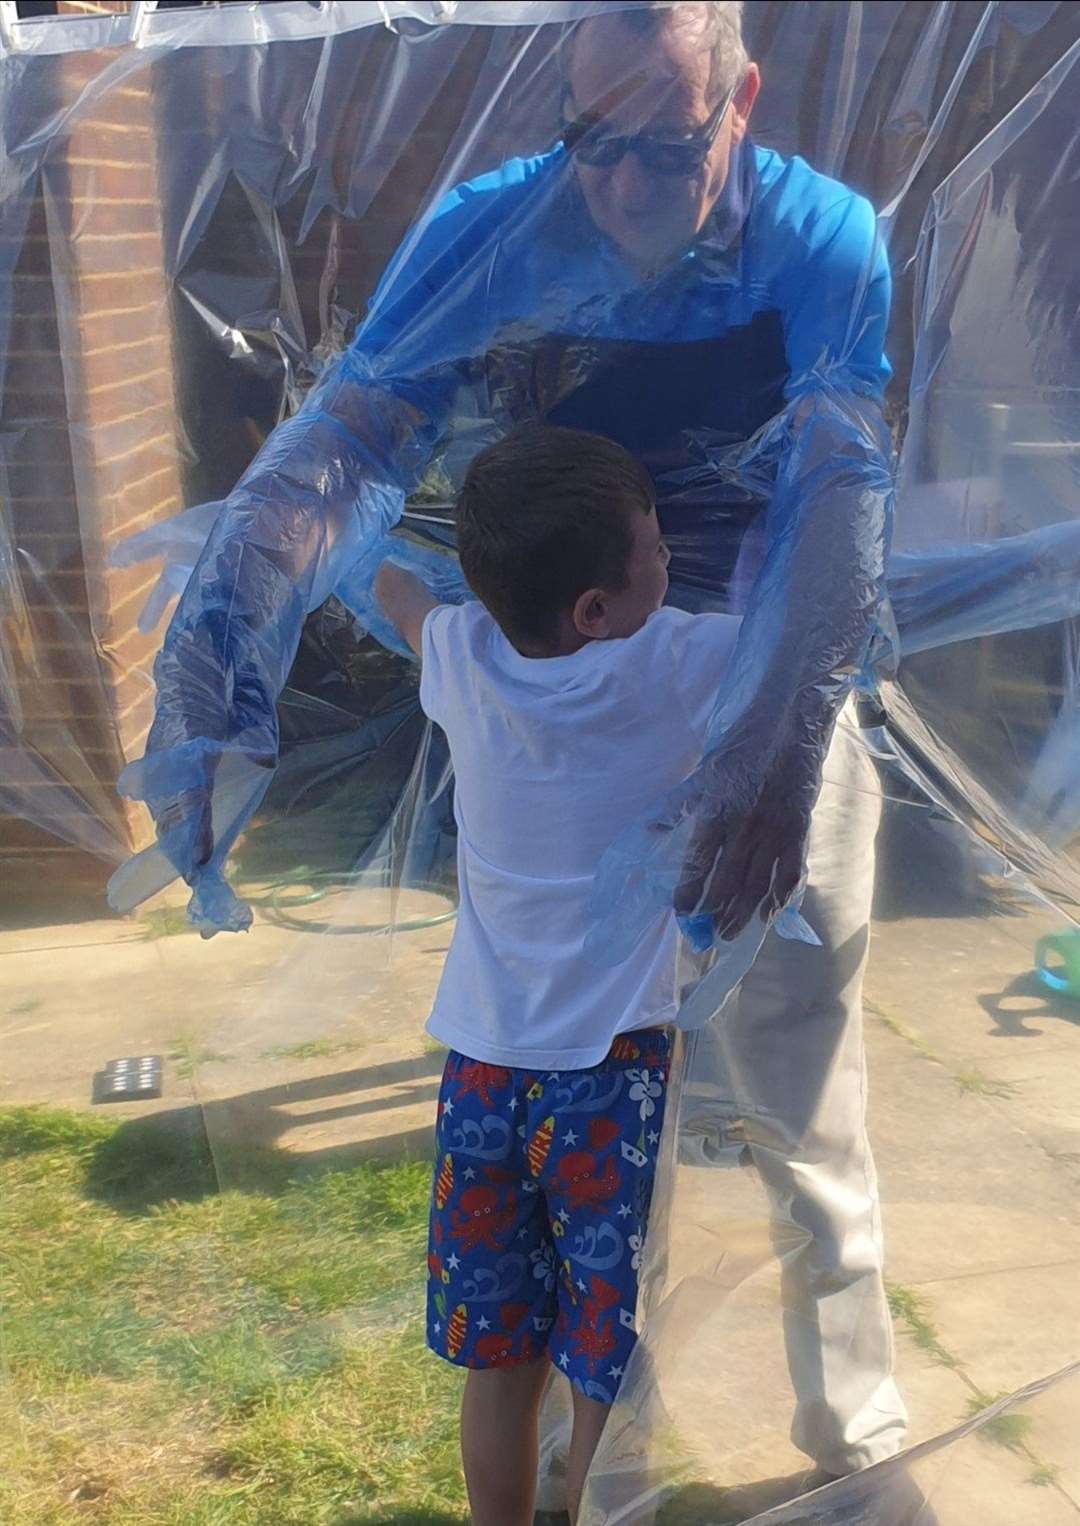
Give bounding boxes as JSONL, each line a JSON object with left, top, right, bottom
{"left": 466, "top": 258, "right": 789, "bottom": 466}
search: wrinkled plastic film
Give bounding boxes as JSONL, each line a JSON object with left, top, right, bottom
{"left": 113, "top": 129, "right": 899, "bottom": 943}
{"left": 3, "top": 4, "right": 1080, "bottom": 1524}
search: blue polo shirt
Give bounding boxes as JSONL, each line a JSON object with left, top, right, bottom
{"left": 351, "top": 139, "right": 890, "bottom": 592}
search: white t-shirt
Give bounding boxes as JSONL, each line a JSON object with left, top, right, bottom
{"left": 419, "top": 602, "right": 740, "bottom": 1069}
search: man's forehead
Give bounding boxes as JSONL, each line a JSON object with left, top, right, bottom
{"left": 567, "top": 18, "right": 712, "bottom": 119}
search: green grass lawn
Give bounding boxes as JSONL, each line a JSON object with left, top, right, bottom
{"left": 0, "top": 1105, "right": 467, "bottom": 1525}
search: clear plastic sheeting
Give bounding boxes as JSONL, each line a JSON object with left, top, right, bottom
{"left": 2, "top": 3, "right": 1080, "bottom": 1524}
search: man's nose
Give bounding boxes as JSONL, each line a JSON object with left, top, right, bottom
{"left": 608, "top": 149, "right": 654, "bottom": 211}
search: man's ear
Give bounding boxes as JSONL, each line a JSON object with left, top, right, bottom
{"left": 731, "top": 63, "right": 760, "bottom": 143}
{"left": 573, "top": 587, "right": 611, "bottom": 640}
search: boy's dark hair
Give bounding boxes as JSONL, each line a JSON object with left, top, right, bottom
{"left": 456, "top": 424, "right": 654, "bottom": 647}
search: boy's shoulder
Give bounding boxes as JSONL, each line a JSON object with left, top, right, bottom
{"left": 421, "top": 600, "right": 739, "bottom": 751}
{"left": 641, "top": 605, "right": 740, "bottom": 658}
{"left": 423, "top": 601, "right": 739, "bottom": 702}
{"left": 421, "top": 598, "right": 496, "bottom": 688}
{"left": 423, "top": 597, "right": 488, "bottom": 652}
{"left": 425, "top": 601, "right": 736, "bottom": 665}
{"left": 419, "top": 601, "right": 487, "bottom": 726}
{"left": 641, "top": 607, "right": 742, "bottom": 742}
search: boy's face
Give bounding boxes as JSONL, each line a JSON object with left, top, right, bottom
{"left": 580, "top": 504, "right": 670, "bottom": 640}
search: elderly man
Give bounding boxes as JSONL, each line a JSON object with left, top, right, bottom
{"left": 115, "top": 0, "right": 906, "bottom": 1502}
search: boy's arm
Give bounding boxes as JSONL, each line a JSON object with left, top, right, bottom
{"left": 374, "top": 563, "right": 440, "bottom": 659}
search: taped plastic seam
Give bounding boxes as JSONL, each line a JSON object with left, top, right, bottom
{"left": 0, "top": 0, "right": 651, "bottom": 58}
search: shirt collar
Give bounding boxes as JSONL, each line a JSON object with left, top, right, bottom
{"left": 689, "top": 135, "right": 754, "bottom": 278}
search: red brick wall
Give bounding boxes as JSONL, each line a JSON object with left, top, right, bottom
{"left": 0, "top": 5, "right": 526, "bottom": 873}
{"left": 2, "top": 4, "right": 183, "bottom": 865}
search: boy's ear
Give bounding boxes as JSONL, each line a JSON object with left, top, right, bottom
{"left": 572, "top": 587, "right": 610, "bottom": 640}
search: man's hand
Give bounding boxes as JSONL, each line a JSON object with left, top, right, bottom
{"left": 156, "top": 781, "right": 215, "bottom": 880}
{"left": 674, "top": 746, "right": 818, "bottom": 940}
{"left": 110, "top": 743, "right": 273, "bottom": 933}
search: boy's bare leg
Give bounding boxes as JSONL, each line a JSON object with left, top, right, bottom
{"left": 461, "top": 1358, "right": 550, "bottom": 1526}
{"left": 565, "top": 1389, "right": 611, "bottom": 1523}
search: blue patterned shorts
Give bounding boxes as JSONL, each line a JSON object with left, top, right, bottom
{"left": 426, "top": 1029, "right": 671, "bottom": 1404}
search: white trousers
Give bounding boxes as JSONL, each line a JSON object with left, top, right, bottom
{"left": 679, "top": 713, "right": 908, "bottom": 1474}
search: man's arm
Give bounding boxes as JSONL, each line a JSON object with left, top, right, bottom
{"left": 107, "top": 176, "right": 499, "bottom": 931}
{"left": 676, "top": 187, "right": 892, "bottom": 938}
{"left": 374, "top": 563, "right": 440, "bottom": 659}
{"left": 889, "top": 517, "right": 1080, "bottom": 656}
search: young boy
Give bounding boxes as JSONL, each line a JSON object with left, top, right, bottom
{"left": 375, "top": 424, "right": 740, "bottom": 1526}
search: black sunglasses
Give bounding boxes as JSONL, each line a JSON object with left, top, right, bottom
{"left": 561, "top": 83, "right": 737, "bottom": 177}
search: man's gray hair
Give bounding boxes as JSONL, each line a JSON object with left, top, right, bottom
{"left": 561, "top": 3, "right": 749, "bottom": 104}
